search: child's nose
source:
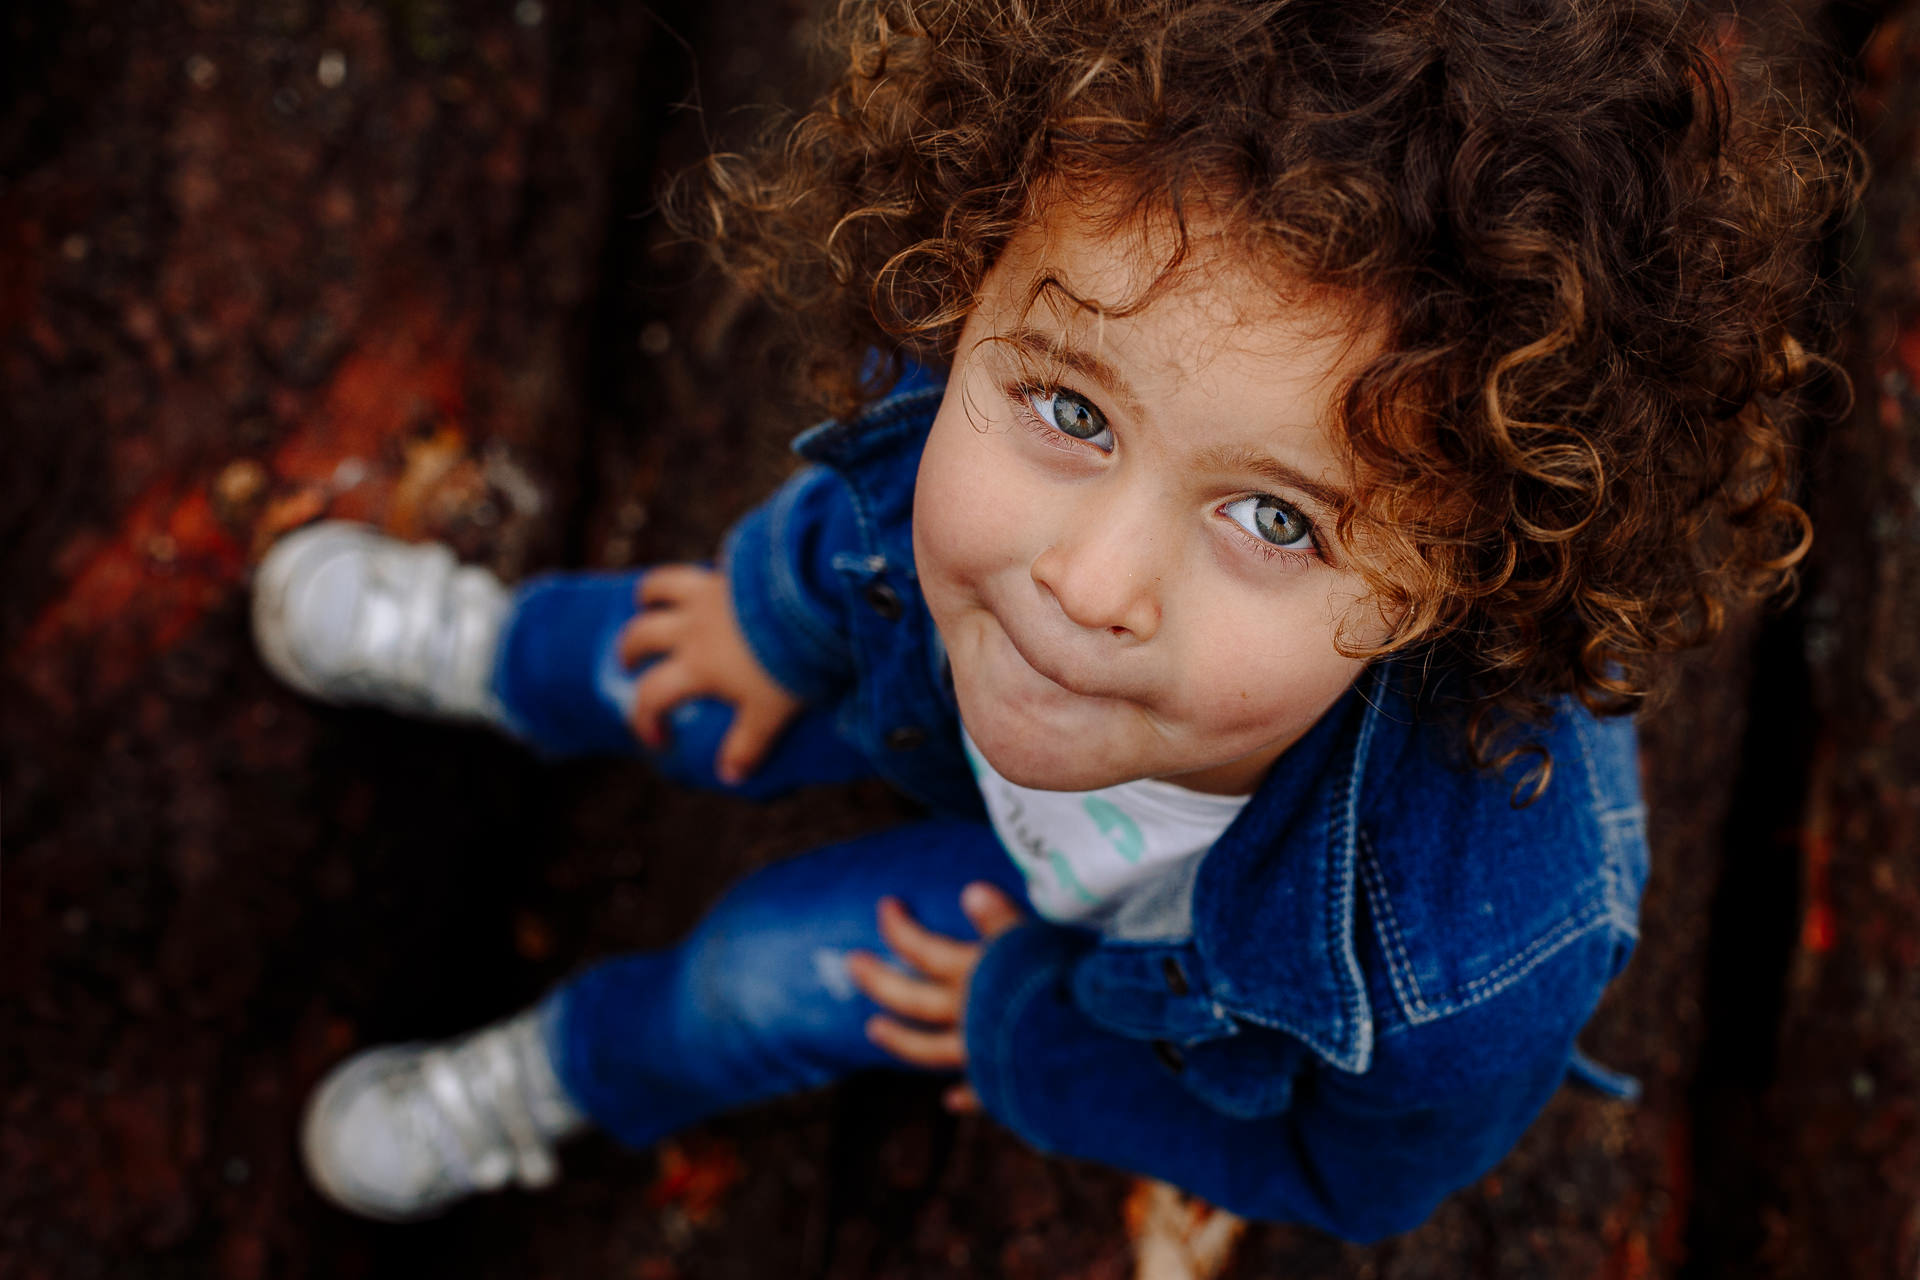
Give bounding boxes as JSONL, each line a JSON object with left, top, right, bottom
{"left": 1029, "top": 514, "right": 1164, "bottom": 642}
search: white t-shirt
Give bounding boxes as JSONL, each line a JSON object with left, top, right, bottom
{"left": 961, "top": 729, "right": 1251, "bottom": 943}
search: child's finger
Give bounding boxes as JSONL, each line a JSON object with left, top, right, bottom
{"left": 876, "top": 897, "right": 978, "bottom": 981}
{"left": 715, "top": 696, "right": 791, "bottom": 785}
{"left": 615, "top": 609, "right": 683, "bottom": 669}
{"left": 864, "top": 1015, "right": 965, "bottom": 1069}
{"left": 629, "top": 658, "right": 705, "bottom": 746}
{"left": 960, "top": 882, "right": 1023, "bottom": 940}
{"left": 943, "top": 1083, "right": 981, "bottom": 1114}
{"left": 845, "top": 951, "right": 961, "bottom": 1025}
{"left": 636, "top": 564, "right": 713, "bottom": 607}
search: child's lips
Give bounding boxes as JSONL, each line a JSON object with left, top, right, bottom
{"left": 993, "top": 615, "right": 1139, "bottom": 704}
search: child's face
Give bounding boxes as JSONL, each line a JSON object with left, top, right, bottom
{"left": 913, "top": 198, "right": 1389, "bottom": 795}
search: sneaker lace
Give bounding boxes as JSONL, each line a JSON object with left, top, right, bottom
{"left": 408, "top": 1025, "right": 560, "bottom": 1193}
{"left": 341, "top": 544, "right": 500, "bottom": 717}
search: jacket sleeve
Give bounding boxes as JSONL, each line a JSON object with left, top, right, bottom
{"left": 964, "top": 921, "right": 1605, "bottom": 1244}
{"left": 721, "top": 464, "right": 862, "bottom": 705}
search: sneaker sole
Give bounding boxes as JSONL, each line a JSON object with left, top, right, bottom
{"left": 250, "top": 520, "right": 377, "bottom": 706}
{"left": 300, "top": 1042, "right": 452, "bottom": 1223}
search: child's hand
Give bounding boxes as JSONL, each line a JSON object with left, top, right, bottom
{"left": 616, "top": 564, "right": 803, "bottom": 784}
{"left": 847, "top": 882, "right": 1025, "bottom": 1113}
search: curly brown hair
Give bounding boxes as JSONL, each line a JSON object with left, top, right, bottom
{"left": 672, "top": 0, "right": 1855, "bottom": 791}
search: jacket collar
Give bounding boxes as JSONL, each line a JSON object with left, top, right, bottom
{"left": 1191, "top": 665, "right": 1392, "bottom": 1074}
{"left": 791, "top": 384, "right": 946, "bottom": 471}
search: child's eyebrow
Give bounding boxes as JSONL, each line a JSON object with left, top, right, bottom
{"left": 1006, "top": 326, "right": 1145, "bottom": 418}
{"left": 1194, "top": 443, "right": 1353, "bottom": 514}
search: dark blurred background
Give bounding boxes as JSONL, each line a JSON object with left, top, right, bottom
{"left": 3, "top": 1, "right": 1917, "bottom": 1277}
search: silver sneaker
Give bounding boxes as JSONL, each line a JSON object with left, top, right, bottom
{"left": 252, "top": 521, "right": 510, "bottom": 725}
{"left": 301, "top": 1007, "right": 587, "bottom": 1221}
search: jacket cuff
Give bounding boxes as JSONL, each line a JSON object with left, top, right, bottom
{"left": 964, "top": 921, "right": 1100, "bottom": 1150}
{"left": 722, "top": 466, "right": 858, "bottom": 705}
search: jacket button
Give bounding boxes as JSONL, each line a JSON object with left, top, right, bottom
{"left": 1160, "top": 955, "right": 1190, "bottom": 996}
{"left": 1152, "top": 1040, "right": 1186, "bottom": 1073}
{"left": 884, "top": 726, "right": 926, "bottom": 752}
{"left": 863, "top": 582, "right": 904, "bottom": 620}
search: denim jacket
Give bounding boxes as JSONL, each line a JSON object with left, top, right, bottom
{"left": 723, "top": 379, "right": 1649, "bottom": 1243}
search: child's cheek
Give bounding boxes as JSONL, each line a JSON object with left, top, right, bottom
{"left": 1179, "top": 606, "right": 1368, "bottom": 739}
{"left": 1191, "top": 673, "right": 1307, "bottom": 741}
{"left": 916, "top": 407, "right": 1030, "bottom": 587}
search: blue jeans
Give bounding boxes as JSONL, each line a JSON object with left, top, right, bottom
{"left": 490, "top": 571, "right": 1025, "bottom": 1146}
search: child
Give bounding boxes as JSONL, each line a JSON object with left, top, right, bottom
{"left": 250, "top": 0, "right": 1847, "bottom": 1241}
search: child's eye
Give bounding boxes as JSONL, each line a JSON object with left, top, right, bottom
{"left": 1025, "top": 387, "right": 1113, "bottom": 451}
{"left": 1221, "top": 495, "right": 1317, "bottom": 553}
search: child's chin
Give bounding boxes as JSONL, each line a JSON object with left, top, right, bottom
{"left": 969, "top": 726, "right": 1139, "bottom": 793}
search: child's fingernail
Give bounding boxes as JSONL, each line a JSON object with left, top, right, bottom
{"left": 961, "top": 883, "right": 995, "bottom": 913}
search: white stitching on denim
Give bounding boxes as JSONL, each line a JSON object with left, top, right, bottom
{"left": 1570, "top": 708, "right": 1606, "bottom": 816}
{"left": 1357, "top": 851, "right": 1423, "bottom": 1020}
{"left": 1570, "top": 712, "right": 1649, "bottom": 933}
{"left": 1570, "top": 713, "right": 1629, "bottom": 931}
{"left": 1601, "top": 818, "right": 1646, "bottom": 937}
{"left": 1356, "top": 833, "right": 1431, "bottom": 1021}
{"left": 1418, "top": 901, "right": 1610, "bottom": 1017}
{"left": 1320, "top": 671, "right": 1383, "bottom": 1070}
{"left": 840, "top": 480, "right": 879, "bottom": 551}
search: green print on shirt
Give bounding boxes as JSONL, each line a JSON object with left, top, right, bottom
{"left": 1082, "top": 796, "right": 1145, "bottom": 864}
{"left": 1045, "top": 848, "right": 1097, "bottom": 904}
{"left": 985, "top": 781, "right": 1096, "bottom": 907}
